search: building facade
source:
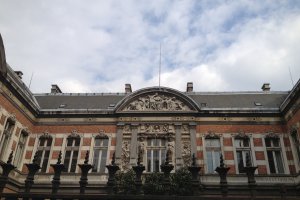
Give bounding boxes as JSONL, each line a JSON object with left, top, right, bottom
{"left": 0, "top": 34, "right": 300, "bottom": 199}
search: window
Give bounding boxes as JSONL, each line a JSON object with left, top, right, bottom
{"left": 291, "top": 129, "right": 300, "bottom": 163}
{"left": 92, "top": 136, "right": 109, "bottom": 173}
{"left": 0, "top": 118, "right": 15, "bottom": 160}
{"left": 146, "top": 138, "right": 166, "bottom": 172}
{"left": 205, "top": 138, "right": 221, "bottom": 173}
{"left": 14, "top": 131, "right": 28, "bottom": 168}
{"left": 235, "top": 137, "right": 251, "bottom": 173}
{"left": 64, "top": 135, "right": 80, "bottom": 172}
{"left": 36, "top": 136, "right": 52, "bottom": 172}
{"left": 265, "top": 137, "right": 284, "bottom": 174}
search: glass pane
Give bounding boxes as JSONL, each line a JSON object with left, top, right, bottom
{"left": 147, "top": 150, "right": 151, "bottom": 172}
{"left": 235, "top": 139, "right": 242, "bottom": 148}
{"left": 47, "top": 138, "right": 52, "bottom": 147}
{"left": 265, "top": 138, "right": 271, "bottom": 147}
{"left": 39, "top": 138, "right": 45, "bottom": 147}
{"left": 70, "top": 151, "right": 78, "bottom": 172}
{"left": 36, "top": 150, "right": 43, "bottom": 166}
{"left": 275, "top": 151, "right": 284, "bottom": 173}
{"left": 243, "top": 139, "right": 250, "bottom": 147}
{"left": 75, "top": 138, "right": 80, "bottom": 146}
{"left": 267, "top": 151, "right": 276, "bottom": 173}
{"left": 100, "top": 149, "right": 107, "bottom": 173}
{"left": 206, "top": 151, "right": 213, "bottom": 173}
{"left": 273, "top": 139, "right": 280, "bottom": 147}
{"left": 92, "top": 149, "right": 100, "bottom": 172}
{"left": 214, "top": 151, "right": 220, "bottom": 169}
{"left": 161, "top": 139, "right": 166, "bottom": 146}
{"left": 236, "top": 151, "right": 244, "bottom": 173}
{"left": 41, "top": 150, "right": 50, "bottom": 172}
{"left": 154, "top": 150, "right": 159, "bottom": 172}
{"left": 147, "top": 139, "right": 151, "bottom": 146}
{"left": 67, "top": 138, "right": 73, "bottom": 146}
{"left": 95, "top": 138, "right": 100, "bottom": 147}
{"left": 102, "top": 138, "right": 109, "bottom": 147}
{"left": 161, "top": 149, "right": 166, "bottom": 163}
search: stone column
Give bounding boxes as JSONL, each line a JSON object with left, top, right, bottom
{"left": 115, "top": 122, "right": 124, "bottom": 165}
{"left": 130, "top": 123, "right": 139, "bottom": 166}
{"left": 174, "top": 123, "right": 182, "bottom": 169}
{"left": 189, "top": 122, "right": 197, "bottom": 156}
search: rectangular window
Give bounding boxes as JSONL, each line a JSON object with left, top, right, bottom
{"left": 0, "top": 119, "right": 15, "bottom": 160}
{"left": 205, "top": 138, "right": 221, "bottom": 173}
{"left": 92, "top": 137, "right": 109, "bottom": 173}
{"left": 235, "top": 138, "right": 251, "bottom": 173}
{"left": 146, "top": 138, "right": 166, "bottom": 172}
{"left": 13, "top": 131, "right": 28, "bottom": 168}
{"left": 265, "top": 138, "right": 284, "bottom": 174}
{"left": 291, "top": 130, "right": 300, "bottom": 163}
{"left": 64, "top": 136, "right": 80, "bottom": 172}
{"left": 36, "top": 136, "right": 52, "bottom": 172}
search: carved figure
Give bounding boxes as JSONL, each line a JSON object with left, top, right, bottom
{"left": 121, "top": 141, "right": 130, "bottom": 170}
{"left": 138, "top": 142, "right": 145, "bottom": 163}
{"left": 182, "top": 142, "right": 191, "bottom": 166}
{"left": 167, "top": 142, "right": 174, "bottom": 162}
{"left": 123, "top": 93, "right": 191, "bottom": 111}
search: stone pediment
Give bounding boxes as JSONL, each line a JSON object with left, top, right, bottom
{"left": 115, "top": 87, "right": 199, "bottom": 113}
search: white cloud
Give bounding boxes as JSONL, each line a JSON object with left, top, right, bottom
{"left": 0, "top": 0, "right": 299, "bottom": 93}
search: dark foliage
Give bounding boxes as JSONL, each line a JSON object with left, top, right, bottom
{"left": 143, "top": 172, "right": 165, "bottom": 195}
{"left": 170, "top": 167, "right": 193, "bottom": 195}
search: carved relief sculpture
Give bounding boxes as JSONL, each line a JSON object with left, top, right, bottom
{"left": 167, "top": 142, "right": 174, "bottom": 162}
{"left": 138, "top": 142, "right": 145, "bottom": 163}
{"left": 182, "top": 142, "right": 191, "bottom": 166}
{"left": 123, "top": 93, "right": 191, "bottom": 111}
{"left": 121, "top": 141, "right": 130, "bottom": 171}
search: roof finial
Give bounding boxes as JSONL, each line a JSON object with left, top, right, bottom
{"left": 57, "top": 151, "right": 62, "bottom": 164}
{"left": 84, "top": 151, "right": 89, "bottom": 164}
{"left": 7, "top": 150, "right": 14, "bottom": 164}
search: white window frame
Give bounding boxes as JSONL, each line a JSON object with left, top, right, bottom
{"left": 63, "top": 135, "right": 81, "bottom": 173}
{"left": 0, "top": 118, "right": 15, "bottom": 161}
{"left": 234, "top": 137, "right": 252, "bottom": 174}
{"left": 92, "top": 135, "right": 109, "bottom": 173}
{"left": 13, "top": 130, "right": 29, "bottom": 168}
{"left": 146, "top": 138, "right": 166, "bottom": 172}
{"left": 205, "top": 137, "right": 221, "bottom": 174}
{"left": 36, "top": 135, "right": 53, "bottom": 172}
{"left": 264, "top": 136, "right": 285, "bottom": 174}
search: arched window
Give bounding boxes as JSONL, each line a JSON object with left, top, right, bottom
{"left": 92, "top": 134, "right": 109, "bottom": 173}
{"left": 0, "top": 116, "right": 15, "bottom": 160}
{"left": 36, "top": 134, "right": 53, "bottom": 172}
{"left": 63, "top": 134, "right": 80, "bottom": 172}
{"left": 14, "top": 130, "right": 29, "bottom": 168}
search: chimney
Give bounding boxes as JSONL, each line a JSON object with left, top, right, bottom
{"left": 51, "top": 84, "right": 62, "bottom": 94}
{"left": 14, "top": 71, "right": 23, "bottom": 79}
{"left": 125, "top": 83, "right": 132, "bottom": 93}
{"left": 186, "top": 82, "right": 193, "bottom": 92}
{"left": 261, "top": 83, "right": 270, "bottom": 91}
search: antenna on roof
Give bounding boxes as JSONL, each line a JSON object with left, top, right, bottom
{"left": 29, "top": 72, "right": 34, "bottom": 89}
{"left": 159, "top": 43, "right": 161, "bottom": 88}
{"left": 288, "top": 66, "right": 294, "bottom": 87}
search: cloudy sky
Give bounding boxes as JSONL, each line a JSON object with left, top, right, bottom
{"left": 0, "top": 0, "right": 300, "bottom": 93}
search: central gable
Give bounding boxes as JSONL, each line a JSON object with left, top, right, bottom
{"left": 115, "top": 87, "right": 199, "bottom": 113}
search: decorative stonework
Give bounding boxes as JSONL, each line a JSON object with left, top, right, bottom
{"left": 123, "top": 125, "right": 131, "bottom": 133}
{"left": 121, "top": 141, "right": 130, "bottom": 171}
{"left": 181, "top": 125, "right": 189, "bottom": 134}
{"left": 182, "top": 141, "right": 191, "bottom": 166}
{"left": 234, "top": 131, "right": 249, "bottom": 139}
{"left": 265, "top": 131, "right": 279, "bottom": 139}
{"left": 167, "top": 141, "right": 174, "bottom": 162}
{"left": 138, "top": 124, "right": 175, "bottom": 140}
{"left": 70, "top": 130, "right": 80, "bottom": 138}
{"left": 40, "top": 131, "right": 52, "bottom": 139}
{"left": 205, "top": 131, "right": 220, "bottom": 139}
{"left": 123, "top": 93, "right": 191, "bottom": 111}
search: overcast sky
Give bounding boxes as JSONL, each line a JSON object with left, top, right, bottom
{"left": 0, "top": 0, "right": 300, "bottom": 93}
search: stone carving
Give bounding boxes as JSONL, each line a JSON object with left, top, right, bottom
{"left": 123, "top": 93, "right": 191, "bottom": 111}
{"left": 182, "top": 125, "right": 189, "bottom": 133}
{"left": 121, "top": 141, "right": 130, "bottom": 171}
{"left": 265, "top": 131, "right": 279, "bottom": 139}
{"left": 167, "top": 142, "right": 174, "bottom": 162}
{"left": 142, "top": 124, "right": 172, "bottom": 133}
{"left": 182, "top": 142, "right": 191, "bottom": 166}
{"left": 235, "top": 131, "right": 249, "bottom": 139}
{"left": 205, "top": 131, "right": 220, "bottom": 139}
{"left": 123, "top": 125, "right": 131, "bottom": 133}
{"left": 138, "top": 142, "right": 146, "bottom": 163}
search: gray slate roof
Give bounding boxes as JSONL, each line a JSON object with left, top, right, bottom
{"left": 33, "top": 91, "right": 289, "bottom": 110}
